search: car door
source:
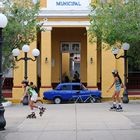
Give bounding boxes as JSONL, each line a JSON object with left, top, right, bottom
{"left": 71, "top": 84, "right": 90, "bottom": 100}
{"left": 58, "top": 85, "right": 72, "bottom": 100}
{"left": 71, "top": 84, "right": 81, "bottom": 99}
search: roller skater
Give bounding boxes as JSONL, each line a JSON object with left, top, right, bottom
{"left": 22, "top": 80, "right": 46, "bottom": 118}
{"left": 107, "top": 69, "right": 125, "bottom": 112}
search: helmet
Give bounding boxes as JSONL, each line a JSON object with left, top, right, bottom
{"left": 21, "top": 80, "right": 29, "bottom": 85}
{"left": 112, "top": 69, "right": 118, "bottom": 75}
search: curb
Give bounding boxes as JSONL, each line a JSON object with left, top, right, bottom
{"left": 2, "top": 101, "right": 12, "bottom": 107}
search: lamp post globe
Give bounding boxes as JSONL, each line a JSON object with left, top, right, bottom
{"left": 22, "top": 44, "right": 30, "bottom": 53}
{"left": 0, "top": 13, "right": 8, "bottom": 131}
{"left": 122, "top": 43, "right": 130, "bottom": 51}
{"left": 12, "top": 48, "right": 20, "bottom": 57}
{"left": 0, "top": 13, "right": 8, "bottom": 28}
{"left": 32, "top": 0, "right": 39, "bottom": 4}
{"left": 112, "top": 48, "right": 120, "bottom": 57}
{"left": 32, "top": 48, "right": 40, "bottom": 57}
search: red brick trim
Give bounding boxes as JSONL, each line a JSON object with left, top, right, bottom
{"left": 87, "top": 86, "right": 98, "bottom": 89}
{"left": 129, "top": 92, "right": 140, "bottom": 95}
{"left": 41, "top": 86, "right": 52, "bottom": 88}
{"left": 13, "top": 86, "right": 22, "bottom": 88}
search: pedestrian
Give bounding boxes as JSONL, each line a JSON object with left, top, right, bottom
{"left": 21, "top": 80, "right": 45, "bottom": 118}
{"left": 107, "top": 69, "right": 125, "bottom": 111}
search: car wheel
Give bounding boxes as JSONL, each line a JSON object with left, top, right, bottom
{"left": 54, "top": 97, "right": 62, "bottom": 104}
{"left": 90, "top": 96, "right": 97, "bottom": 103}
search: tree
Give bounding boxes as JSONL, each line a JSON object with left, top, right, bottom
{"left": 0, "top": 0, "right": 42, "bottom": 76}
{"left": 89, "top": 0, "right": 140, "bottom": 70}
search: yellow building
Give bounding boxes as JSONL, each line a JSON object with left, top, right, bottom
{"left": 12, "top": 0, "right": 124, "bottom": 101}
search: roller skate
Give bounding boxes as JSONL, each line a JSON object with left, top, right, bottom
{"left": 109, "top": 104, "right": 117, "bottom": 111}
{"left": 116, "top": 105, "right": 123, "bottom": 112}
{"left": 39, "top": 107, "right": 46, "bottom": 116}
{"left": 26, "top": 112, "right": 36, "bottom": 119}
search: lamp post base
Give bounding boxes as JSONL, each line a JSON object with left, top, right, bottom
{"left": 122, "top": 90, "right": 129, "bottom": 104}
{"left": 0, "top": 103, "right": 6, "bottom": 131}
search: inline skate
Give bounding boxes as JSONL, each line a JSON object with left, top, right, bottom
{"left": 27, "top": 112, "right": 36, "bottom": 119}
{"left": 39, "top": 107, "right": 46, "bottom": 116}
{"left": 109, "top": 104, "right": 117, "bottom": 111}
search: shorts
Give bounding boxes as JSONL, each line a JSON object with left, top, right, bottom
{"left": 31, "top": 94, "right": 38, "bottom": 102}
{"left": 115, "top": 86, "right": 121, "bottom": 92}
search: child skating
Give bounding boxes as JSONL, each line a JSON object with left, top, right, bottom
{"left": 22, "top": 80, "right": 46, "bottom": 118}
{"left": 107, "top": 69, "right": 126, "bottom": 112}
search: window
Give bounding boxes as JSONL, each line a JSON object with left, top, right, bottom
{"left": 72, "top": 85, "right": 81, "bottom": 90}
{"left": 61, "top": 85, "right": 71, "bottom": 90}
{"left": 61, "top": 43, "right": 70, "bottom": 52}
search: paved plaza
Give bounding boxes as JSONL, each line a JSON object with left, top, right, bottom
{"left": 0, "top": 101, "right": 140, "bottom": 140}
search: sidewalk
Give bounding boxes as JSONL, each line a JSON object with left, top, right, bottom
{"left": 1, "top": 101, "right": 140, "bottom": 140}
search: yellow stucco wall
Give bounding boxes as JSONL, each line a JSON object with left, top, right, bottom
{"left": 87, "top": 35, "right": 97, "bottom": 88}
{"left": 52, "top": 27, "right": 87, "bottom": 83}
{"left": 62, "top": 53, "right": 70, "bottom": 78}
{"left": 12, "top": 0, "right": 125, "bottom": 100}
{"left": 12, "top": 41, "right": 37, "bottom": 100}
{"left": 102, "top": 48, "right": 124, "bottom": 97}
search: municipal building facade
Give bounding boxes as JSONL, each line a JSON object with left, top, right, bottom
{"left": 12, "top": 0, "right": 124, "bottom": 100}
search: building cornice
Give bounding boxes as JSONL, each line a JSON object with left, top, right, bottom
{"left": 40, "top": 20, "right": 90, "bottom": 27}
{"left": 38, "top": 9, "right": 90, "bottom": 18}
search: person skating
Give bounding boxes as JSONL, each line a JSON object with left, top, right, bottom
{"left": 22, "top": 80, "right": 45, "bottom": 118}
{"left": 107, "top": 69, "right": 126, "bottom": 112}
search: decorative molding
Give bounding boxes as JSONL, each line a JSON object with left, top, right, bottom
{"left": 39, "top": 9, "right": 90, "bottom": 18}
{"left": 40, "top": 20, "right": 90, "bottom": 27}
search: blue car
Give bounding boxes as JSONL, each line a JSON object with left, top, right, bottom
{"left": 43, "top": 83, "right": 102, "bottom": 104}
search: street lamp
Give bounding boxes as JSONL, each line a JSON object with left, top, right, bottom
{"left": 112, "top": 43, "right": 130, "bottom": 103}
{"left": 0, "top": 13, "right": 8, "bottom": 131}
{"left": 12, "top": 45, "right": 40, "bottom": 80}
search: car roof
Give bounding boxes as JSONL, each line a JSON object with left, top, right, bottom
{"left": 58, "top": 83, "right": 81, "bottom": 86}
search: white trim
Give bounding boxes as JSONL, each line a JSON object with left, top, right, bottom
{"left": 42, "top": 26, "right": 52, "bottom": 31}
{"left": 39, "top": 9, "right": 90, "bottom": 18}
{"left": 86, "top": 26, "right": 89, "bottom": 31}
{"left": 41, "top": 20, "right": 90, "bottom": 27}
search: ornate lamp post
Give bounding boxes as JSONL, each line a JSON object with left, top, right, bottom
{"left": 0, "top": 13, "right": 8, "bottom": 131}
{"left": 112, "top": 43, "right": 130, "bottom": 103}
{"left": 12, "top": 45, "right": 40, "bottom": 80}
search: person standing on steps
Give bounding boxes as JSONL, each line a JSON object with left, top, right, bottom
{"left": 22, "top": 80, "right": 45, "bottom": 118}
{"left": 107, "top": 69, "right": 126, "bottom": 111}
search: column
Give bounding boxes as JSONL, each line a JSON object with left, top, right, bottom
{"left": 28, "top": 41, "right": 37, "bottom": 85}
{"left": 86, "top": 27, "right": 98, "bottom": 89}
{"left": 12, "top": 51, "right": 24, "bottom": 102}
{"left": 40, "top": 27, "right": 52, "bottom": 97}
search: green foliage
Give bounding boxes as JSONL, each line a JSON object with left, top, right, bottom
{"left": 89, "top": 0, "right": 140, "bottom": 46}
{"left": 89, "top": 0, "right": 140, "bottom": 71}
{"left": 0, "top": 0, "right": 42, "bottom": 74}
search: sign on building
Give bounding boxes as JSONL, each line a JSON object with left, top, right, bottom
{"left": 47, "top": 0, "right": 91, "bottom": 10}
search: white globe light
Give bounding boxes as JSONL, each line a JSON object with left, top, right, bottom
{"left": 22, "top": 44, "right": 30, "bottom": 52}
{"left": 32, "top": 48, "right": 40, "bottom": 57}
{"left": 12, "top": 48, "right": 20, "bottom": 56}
{"left": 112, "top": 48, "right": 120, "bottom": 55}
{"left": 0, "top": 13, "right": 8, "bottom": 28}
{"left": 32, "top": 0, "right": 39, "bottom": 4}
{"left": 122, "top": 43, "right": 130, "bottom": 50}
